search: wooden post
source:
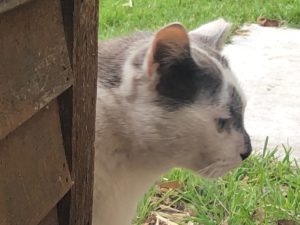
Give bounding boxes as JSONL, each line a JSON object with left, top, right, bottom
{"left": 58, "top": 0, "right": 98, "bottom": 224}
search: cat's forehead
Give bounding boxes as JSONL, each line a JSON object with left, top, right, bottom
{"left": 190, "top": 43, "right": 245, "bottom": 104}
{"left": 190, "top": 41, "right": 229, "bottom": 72}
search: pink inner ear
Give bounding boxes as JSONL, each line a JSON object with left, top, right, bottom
{"left": 154, "top": 24, "right": 189, "bottom": 47}
{"left": 147, "top": 23, "right": 189, "bottom": 77}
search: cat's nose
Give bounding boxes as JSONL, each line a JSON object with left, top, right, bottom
{"left": 240, "top": 148, "right": 251, "bottom": 160}
{"left": 240, "top": 132, "right": 252, "bottom": 160}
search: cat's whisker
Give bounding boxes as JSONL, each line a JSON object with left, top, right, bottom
{"left": 198, "top": 161, "right": 220, "bottom": 175}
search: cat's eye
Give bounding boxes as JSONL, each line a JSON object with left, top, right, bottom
{"left": 216, "top": 118, "right": 231, "bottom": 132}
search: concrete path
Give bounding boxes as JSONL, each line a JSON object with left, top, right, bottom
{"left": 223, "top": 24, "right": 300, "bottom": 159}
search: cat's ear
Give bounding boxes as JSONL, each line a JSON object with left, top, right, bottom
{"left": 146, "top": 23, "right": 190, "bottom": 77}
{"left": 189, "top": 18, "right": 231, "bottom": 50}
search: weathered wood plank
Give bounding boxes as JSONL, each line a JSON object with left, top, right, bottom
{"left": 60, "top": 0, "right": 74, "bottom": 63}
{"left": 38, "top": 208, "right": 59, "bottom": 225}
{"left": 0, "top": 0, "right": 34, "bottom": 14}
{"left": 0, "top": 0, "right": 73, "bottom": 140}
{"left": 0, "top": 100, "right": 72, "bottom": 225}
{"left": 57, "top": 0, "right": 98, "bottom": 224}
{"left": 57, "top": 88, "right": 73, "bottom": 225}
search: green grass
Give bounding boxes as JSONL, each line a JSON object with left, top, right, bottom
{"left": 133, "top": 142, "right": 300, "bottom": 225}
{"left": 99, "top": 0, "right": 300, "bottom": 39}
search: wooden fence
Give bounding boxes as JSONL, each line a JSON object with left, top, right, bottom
{"left": 0, "top": 0, "right": 98, "bottom": 224}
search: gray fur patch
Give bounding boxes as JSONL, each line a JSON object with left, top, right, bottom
{"left": 98, "top": 32, "right": 152, "bottom": 88}
{"left": 131, "top": 47, "right": 148, "bottom": 69}
{"left": 228, "top": 86, "right": 244, "bottom": 129}
{"left": 228, "top": 86, "right": 252, "bottom": 158}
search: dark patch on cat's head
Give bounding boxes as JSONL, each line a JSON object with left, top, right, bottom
{"left": 154, "top": 42, "right": 222, "bottom": 110}
{"left": 228, "top": 86, "right": 243, "bottom": 130}
{"left": 228, "top": 86, "right": 252, "bottom": 159}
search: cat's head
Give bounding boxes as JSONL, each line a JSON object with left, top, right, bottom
{"left": 120, "top": 19, "right": 252, "bottom": 178}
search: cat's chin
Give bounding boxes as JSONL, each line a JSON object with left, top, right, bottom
{"left": 199, "top": 170, "right": 229, "bottom": 180}
{"left": 196, "top": 160, "right": 242, "bottom": 179}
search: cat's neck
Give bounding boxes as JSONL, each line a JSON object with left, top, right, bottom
{"left": 93, "top": 157, "right": 160, "bottom": 225}
{"left": 93, "top": 95, "right": 167, "bottom": 225}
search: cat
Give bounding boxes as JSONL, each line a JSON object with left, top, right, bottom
{"left": 93, "top": 19, "right": 252, "bottom": 225}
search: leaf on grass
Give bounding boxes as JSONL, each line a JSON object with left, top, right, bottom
{"left": 142, "top": 181, "right": 198, "bottom": 224}
{"left": 185, "top": 204, "right": 197, "bottom": 217}
{"left": 280, "top": 184, "right": 289, "bottom": 198}
{"left": 241, "top": 175, "right": 249, "bottom": 185}
{"left": 220, "top": 221, "right": 229, "bottom": 225}
{"left": 155, "top": 213, "right": 179, "bottom": 225}
{"left": 251, "top": 208, "right": 265, "bottom": 222}
{"left": 257, "top": 16, "right": 283, "bottom": 27}
{"left": 159, "top": 181, "right": 181, "bottom": 190}
{"left": 159, "top": 205, "right": 182, "bottom": 214}
{"left": 235, "top": 29, "right": 250, "bottom": 36}
{"left": 277, "top": 219, "right": 298, "bottom": 225}
{"left": 142, "top": 214, "right": 157, "bottom": 225}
